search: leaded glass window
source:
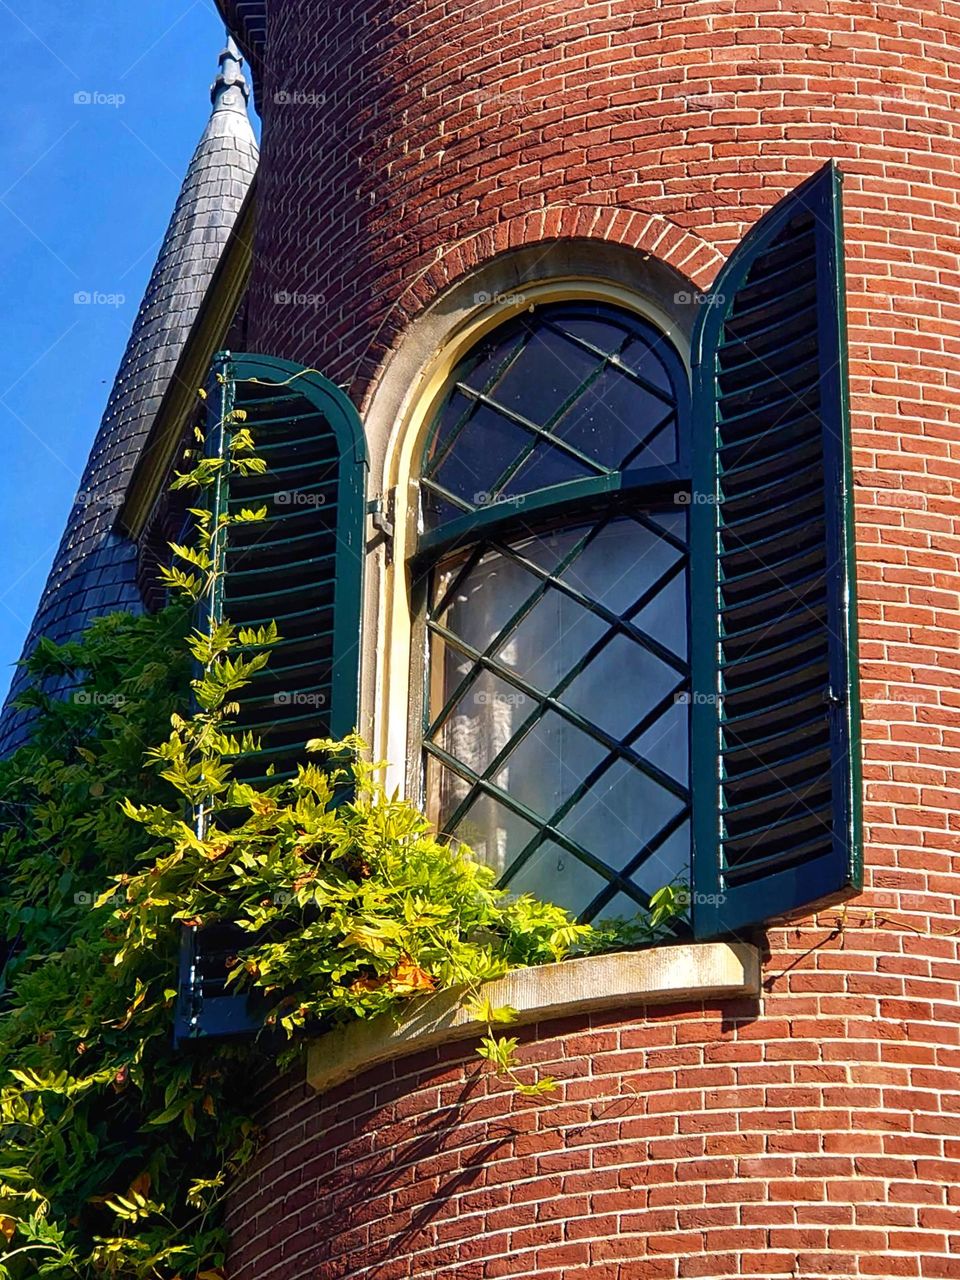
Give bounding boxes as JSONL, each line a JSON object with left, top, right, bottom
{"left": 417, "top": 301, "right": 691, "bottom": 920}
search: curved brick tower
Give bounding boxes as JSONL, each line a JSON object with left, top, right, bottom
{"left": 207, "top": 2, "right": 960, "bottom": 1277}
{"left": 0, "top": 41, "right": 258, "bottom": 754}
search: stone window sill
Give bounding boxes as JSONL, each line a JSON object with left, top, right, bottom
{"left": 306, "top": 941, "right": 760, "bottom": 1094}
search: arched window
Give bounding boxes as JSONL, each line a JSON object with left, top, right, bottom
{"left": 415, "top": 301, "right": 691, "bottom": 920}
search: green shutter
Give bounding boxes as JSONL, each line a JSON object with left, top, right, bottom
{"left": 205, "top": 352, "right": 367, "bottom": 785}
{"left": 175, "top": 353, "right": 366, "bottom": 1045}
{"left": 690, "top": 161, "right": 861, "bottom": 939}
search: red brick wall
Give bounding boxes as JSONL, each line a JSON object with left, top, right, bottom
{"left": 226, "top": 981, "right": 960, "bottom": 1279}
{"left": 244, "top": 0, "right": 960, "bottom": 402}
{"left": 227, "top": 0, "right": 960, "bottom": 1274}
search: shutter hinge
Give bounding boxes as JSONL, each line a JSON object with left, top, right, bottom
{"left": 368, "top": 492, "right": 395, "bottom": 557}
{"left": 824, "top": 685, "right": 844, "bottom": 707}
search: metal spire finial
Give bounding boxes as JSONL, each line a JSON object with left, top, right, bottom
{"left": 211, "top": 32, "right": 250, "bottom": 112}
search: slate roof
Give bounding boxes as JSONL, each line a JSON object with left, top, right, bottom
{"left": 0, "top": 40, "right": 259, "bottom": 754}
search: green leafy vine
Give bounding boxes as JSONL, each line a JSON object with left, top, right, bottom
{"left": 0, "top": 400, "right": 685, "bottom": 1278}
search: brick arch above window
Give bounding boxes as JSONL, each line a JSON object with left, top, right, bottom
{"left": 351, "top": 208, "right": 726, "bottom": 404}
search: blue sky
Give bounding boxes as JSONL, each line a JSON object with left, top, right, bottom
{"left": 0, "top": 0, "right": 248, "bottom": 704}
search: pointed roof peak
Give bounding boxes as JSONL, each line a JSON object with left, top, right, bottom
{"left": 211, "top": 32, "right": 250, "bottom": 113}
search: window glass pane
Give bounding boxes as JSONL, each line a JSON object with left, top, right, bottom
{"left": 560, "top": 519, "right": 684, "bottom": 618}
{"left": 432, "top": 666, "right": 531, "bottom": 774}
{"left": 421, "top": 486, "right": 466, "bottom": 529}
{"left": 422, "top": 388, "right": 475, "bottom": 474}
{"left": 594, "top": 890, "right": 653, "bottom": 925}
{"left": 420, "top": 302, "right": 687, "bottom": 533}
{"left": 491, "top": 711, "right": 608, "bottom": 816}
{"left": 491, "top": 326, "right": 600, "bottom": 423}
{"left": 425, "top": 511, "right": 690, "bottom": 915}
{"left": 556, "top": 315, "right": 628, "bottom": 357}
{"left": 560, "top": 632, "right": 680, "bottom": 744}
{"left": 619, "top": 335, "right": 677, "bottom": 395}
{"left": 454, "top": 792, "right": 539, "bottom": 878}
{"left": 551, "top": 367, "right": 676, "bottom": 469}
{"left": 557, "top": 759, "right": 686, "bottom": 872}
{"left": 628, "top": 820, "right": 690, "bottom": 896}
{"left": 631, "top": 569, "right": 688, "bottom": 661}
{"left": 425, "top": 758, "right": 471, "bottom": 838}
{"left": 430, "top": 403, "right": 533, "bottom": 504}
{"left": 620, "top": 413, "right": 679, "bottom": 470}
{"left": 459, "top": 331, "right": 526, "bottom": 395}
{"left": 427, "top": 629, "right": 473, "bottom": 727}
{"left": 649, "top": 509, "right": 686, "bottom": 539}
{"left": 495, "top": 586, "right": 608, "bottom": 695}
{"left": 499, "top": 442, "right": 595, "bottom": 496}
{"left": 511, "top": 528, "right": 583, "bottom": 576}
{"left": 419, "top": 301, "right": 690, "bottom": 921}
{"left": 434, "top": 550, "right": 542, "bottom": 654}
{"left": 631, "top": 696, "right": 689, "bottom": 787}
{"left": 505, "top": 840, "right": 611, "bottom": 915}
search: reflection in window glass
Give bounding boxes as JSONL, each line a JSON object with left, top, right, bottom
{"left": 424, "top": 515, "right": 689, "bottom": 915}
{"left": 421, "top": 303, "right": 685, "bottom": 533}
{"left": 419, "top": 300, "right": 690, "bottom": 921}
